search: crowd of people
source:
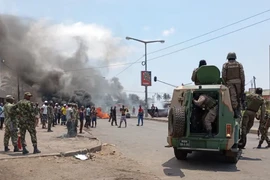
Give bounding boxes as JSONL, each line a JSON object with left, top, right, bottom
{"left": 0, "top": 91, "right": 149, "bottom": 155}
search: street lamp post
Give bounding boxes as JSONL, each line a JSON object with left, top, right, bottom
{"left": 126, "top": 36, "right": 165, "bottom": 117}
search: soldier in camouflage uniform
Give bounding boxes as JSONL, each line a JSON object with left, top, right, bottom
{"left": 222, "top": 52, "right": 245, "bottom": 118}
{"left": 3, "top": 95, "right": 20, "bottom": 152}
{"left": 191, "top": 60, "right": 207, "bottom": 85}
{"left": 12, "top": 92, "right": 41, "bottom": 154}
{"left": 73, "top": 104, "right": 79, "bottom": 128}
{"left": 239, "top": 88, "right": 265, "bottom": 149}
{"left": 47, "top": 101, "right": 54, "bottom": 132}
{"left": 256, "top": 111, "right": 270, "bottom": 148}
{"left": 193, "top": 94, "right": 218, "bottom": 138}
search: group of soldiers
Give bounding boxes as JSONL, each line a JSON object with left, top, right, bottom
{"left": 2, "top": 91, "right": 93, "bottom": 155}
{"left": 3, "top": 92, "right": 41, "bottom": 155}
{"left": 192, "top": 52, "right": 269, "bottom": 148}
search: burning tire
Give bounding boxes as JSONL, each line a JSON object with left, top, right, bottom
{"left": 168, "top": 107, "right": 186, "bottom": 138}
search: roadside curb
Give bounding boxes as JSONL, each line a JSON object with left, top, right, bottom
{"left": 130, "top": 116, "right": 268, "bottom": 135}
{"left": 0, "top": 138, "right": 102, "bottom": 160}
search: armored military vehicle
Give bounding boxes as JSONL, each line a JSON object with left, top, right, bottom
{"left": 160, "top": 65, "right": 242, "bottom": 163}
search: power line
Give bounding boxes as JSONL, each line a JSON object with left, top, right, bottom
{"left": 147, "top": 9, "right": 270, "bottom": 55}
{"left": 114, "top": 55, "right": 144, "bottom": 77}
{"left": 147, "top": 17, "right": 270, "bottom": 62}
{"left": 64, "top": 17, "right": 270, "bottom": 72}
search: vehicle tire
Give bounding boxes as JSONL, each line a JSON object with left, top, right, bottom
{"left": 225, "top": 149, "right": 241, "bottom": 164}
{"left": 168, "top": 107, "right": 174, "bottom": 136}
{"left": 172, "top": 107, "right": 186, "bottom": 138}
{"left": 174, "top": 147, "right": 188, "bottom": 160}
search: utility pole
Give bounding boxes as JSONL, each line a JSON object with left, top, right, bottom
{"left": 253, "top": 76, "right": 256, "bottom": 89}
{"left": 17, "top": 75, "right": 20, "bottom": 101}
{"left": 126, "top": 36, "right": 165, "bottom": 117}
{"left": 269, "top": 45, "right": 270, "bottom": 101}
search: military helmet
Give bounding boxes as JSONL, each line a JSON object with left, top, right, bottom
{"left": 199, "top": 60, "right": 207, "bottom": 67}
{"left": 6, "top": 95, "right": 14, "bottom": 100}
{"left": 227, "top": 52, "right": 237, "bottom": 60}
{"left": 255, "top": 87, "right": 263, "bottom": 95}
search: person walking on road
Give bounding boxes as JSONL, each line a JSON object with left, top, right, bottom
{"left": 47, "top": 101, "right": 54, "bottom": 132}
{"left": 239, "top": 88, "right": 265, "bottom": 149}
{"left": 108, "top": 107, "right": 113, "bottom": 122}
{"left": 91, "top": 107, "right": 97, "bottom": 128}
{"left": 79, "top": 106, "right": 85, "bottom": 133}
{"left": 85, "top": 105, "right": 91, "bottom": 128}
{"left": 137, "top": 105, "right": 144, "bottom": 126}
{"left": 256, "top": 111, "right": 270, "bottom": 148}
{"left": 118, "top": 105, "right": 128, "bottom": 128}
{"left": 111, "top": 106, "right": 117, "bottom": 126}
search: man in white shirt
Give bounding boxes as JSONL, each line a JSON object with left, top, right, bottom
{"left": 41, "top": 101, "right": 48, "bottom": 129}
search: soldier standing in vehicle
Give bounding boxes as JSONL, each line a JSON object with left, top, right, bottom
{"left": 193, "top": 94, "right": 218, "bottom": 138}
{"left": 3, "top": 95, "right": 19, "bottom": 152}
{"left": 239, "top": 88, "right": 265, "bottom": 149}
{"left": 222, "top": 52, "right": 245, "bottom": 118}
{"left": 191, "top": 60, "right": 207, "bottom": 85}
{"left": 256, "top": 111, "right": 270, "bottom": 148}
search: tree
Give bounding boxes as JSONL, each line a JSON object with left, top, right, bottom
{"left": 163, "top": 93, "right": 171, "bottom": 101}
{"left": 156, "top": 94, "right": 162, "bottom": 101}
{"left": 0, "top": 75, "right": 17, "bottom": 96}
{"left": 128, "top": 94, "right": 140, "bottom": 105}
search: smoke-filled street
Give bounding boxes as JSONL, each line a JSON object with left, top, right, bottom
{"left": 90, "top": 118, "right": 270, "bottom": 180}
{"left": 1, "top": 1, "right": 270, "bottom": 180}
{"left": 0, "top": 14, "right": 144, "bottom": 109}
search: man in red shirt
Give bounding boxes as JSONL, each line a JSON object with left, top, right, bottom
{"left": 137, "top": 105, "right": 144, "bottom": 126}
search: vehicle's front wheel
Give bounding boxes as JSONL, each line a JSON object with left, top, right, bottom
{"left": 174, "top": 147, "right": 188, "bottom": 160}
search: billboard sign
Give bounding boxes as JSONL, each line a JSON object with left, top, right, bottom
{"left": 141, "top": 71, "right": 152, "bottom": 86}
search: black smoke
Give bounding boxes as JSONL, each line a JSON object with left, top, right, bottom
{"left": 0, "top": 14, "right": 144, "bottom": 109}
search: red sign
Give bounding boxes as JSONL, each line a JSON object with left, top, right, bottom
{"left": 141, "top": 71, "right": 152, "bottom": 86}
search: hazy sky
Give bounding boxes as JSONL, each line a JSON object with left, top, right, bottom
{"left": 1, "top": 0, "right": 270, "bottom": 99}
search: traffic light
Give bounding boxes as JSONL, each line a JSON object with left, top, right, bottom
{"left": 154, "top": 76, "right": 157, "bottom": 82}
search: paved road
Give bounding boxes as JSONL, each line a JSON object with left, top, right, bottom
{"left": 91, "top": 118, "right": 270, "bottom": 180}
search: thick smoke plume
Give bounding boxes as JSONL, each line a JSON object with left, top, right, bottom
{"left": 0, "top": 14, "right": 143, "bottom": 110}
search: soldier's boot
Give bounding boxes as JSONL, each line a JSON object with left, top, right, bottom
{"left": 14, "top": 146, "right": 20, "bottom": 152}
{"left": 22, "top": 146, "right": 29, "bottom": 155}
{"left": 204, "top": 130, "right": 213, "bottom": 138}
{"left": 33, "top": 145, "right": 41, "bottom": 154}
{"left": 4, "top": 146, "right": 10, "bottom": 152}
{"left": 257, "top": 141, "right": 263, "bottom": 148}
{"left": 265, "top": 141, "right": 270, "bottom": 148}
{"left": 47, "top": 129, "right": 53, "bottom": 132}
